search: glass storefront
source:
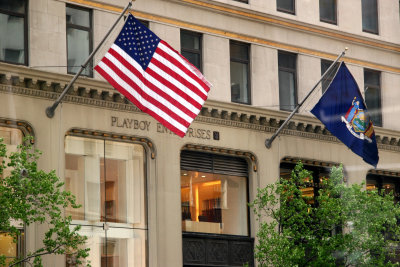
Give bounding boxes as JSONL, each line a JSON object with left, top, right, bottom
{"left": 65, "top": 136, "right": 147, "bottom": 266}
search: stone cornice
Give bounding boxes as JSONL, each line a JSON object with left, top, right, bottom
{"left": 1, "top": 62, "right": 400, "bottom": 152}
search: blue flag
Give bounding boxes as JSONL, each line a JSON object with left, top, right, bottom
{"left": 311, "top": 62, "right": 379, "bottom": 167}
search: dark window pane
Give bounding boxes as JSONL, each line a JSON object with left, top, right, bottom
{"left": 66, "top": 6, "right": 90, "bottom": 28}
{"left": 278, "top": 52, "right": 297, "bottom": 111}
{"left": 181, "top": 30, "right": 202, "bottom": 71}
{"left": 231, "top": 61, "right": 249, "bottom": 104}
{"left": 230, "top": 43, "right": 249, "bottom": 61}
{"left": 182, "top": 51, "right": 200, "bottom": 70}
{"left": 279, "top": 70, "right": 296, "bottom": 110}
{"left": 364, "top": 69, "right": 381, "bottom": 126}
{"left": 230, "top": 41, "right": 250, "bottom": 104}
{"left": 277, "top": 0, "right": 295, "bottom": 13}
{"left": 67, "top": 28, "right": 92, "bottom": 76}
{"left": 320, "top": 0, "right": 337, "bottom": 23}
{"left": 66, "top": 6, "right": 92, "bottom": 76}
{"left": 0, "top": 0, "right": 26, "bottom": 14}
{"left": 181, "top": 32, "right": 200, "bottom": 50}
{"left": 362, "top": 0, "right": 378, "bottom": 33}
{"left": 0, "top": 14, "right": 25, "bottom": 64}
{"left": 321, "top": 59, "right": 339, "bottom": 93}
{"left": 364, "top": 70, "right": 380, "bottom": 86}
{"left": 278, "top": 52, "right": 296, "bottom": 69}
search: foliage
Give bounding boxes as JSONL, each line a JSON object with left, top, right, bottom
{"left": 250, "top": 162, "right": 400, "bottom": 267}
{"left": 0, "top": 137, "right": 89, "bottom": 267}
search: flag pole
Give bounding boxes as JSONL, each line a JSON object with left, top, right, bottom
{"left": 45, "top": 1, "right": 134, "bottom": 118}
{"left": 265, "top": 47, "right": 348, "bottom": 149}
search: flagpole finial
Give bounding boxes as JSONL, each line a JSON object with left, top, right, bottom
{"left": 345, "top": 47, "right": 349, "bottom": 51}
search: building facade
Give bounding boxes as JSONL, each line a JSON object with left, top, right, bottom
{"left": 0, "top": 0, "right": 400, "bottom": 266}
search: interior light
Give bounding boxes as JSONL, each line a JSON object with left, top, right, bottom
{"left": 201, "top": 175, "right": 206, "bottom": 178}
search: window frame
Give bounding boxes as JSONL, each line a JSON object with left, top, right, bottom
{"left": 364, "top": 68, "right": 382, "bottom": 127}
{"left": 278, "top": 51, "right": 297, "bottom": 111}
{"left": 362, "top": 0, "right": 379, "bottom": 34}
{"left": 180, "top": 150, "right": 251, "bottom": 237}
{"left": 319, "top": 0, "right": 337, "bottom": 25}
{"left": 180, "top": 29, "right": 203, "bottom": 72}
{"left": 0, "top": 0, "right": 28, "bottom": 65}
{"left": 66, "top": 4, "right": 93, "bottom": 77}
{"left": 230, "top": 40, "right": 251, "bottom": 105}
{"left": 277, "top": 0, "right": 296, "bottom": 15}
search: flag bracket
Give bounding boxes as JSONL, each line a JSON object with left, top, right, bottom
{"left": 265, "top": 47, "right": 348, "bottom": 149}
{"left": 45, "top": 1, "right": 133, "bottom": 118}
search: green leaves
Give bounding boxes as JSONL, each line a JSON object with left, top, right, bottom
{"left": 0, "top": 137, "right": 89, "bottom": 267}
{"left": 250, "top": 162, "right": 400, "bottom": 267}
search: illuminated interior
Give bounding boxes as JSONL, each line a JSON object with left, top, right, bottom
{"left": 181, "top": 170, "right": 248, "bottom": 235}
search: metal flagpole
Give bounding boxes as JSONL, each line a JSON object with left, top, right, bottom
{"left": 45, "top": 1, "right": 134, "bottom": 118}
{"left": 265, "top": 47, "right": 348, "bottom": 149}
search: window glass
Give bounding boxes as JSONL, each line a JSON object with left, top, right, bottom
{"left": 278, "top": 51, "right": 297, "bottom": 111}
{"left": 320, "top": 59, "right": 339, "bottom": 93}
{"left": 0, "top": 0, "right": 27, "bottom": 65}
{"left": 364, "top": 69, "right": 382, "bottom": 127}
{"left": 66, "top": 6, "right": 92, "bottom": 77}
{"left": 230, "top": 41, "right": 250, "bottom": 105}
{"left": 180, "top": 30, "right": 202, "bottom": 71}
{"left": 319, "top": 0, "right": 337, "bottom": 24}
{"left": 181, "top": 170, "right": 248, "bottom": 236}
{"left": 277, "top": 0, "right": 295, "bottom": 14}
{"left": 65, "top": 136, "right": 147, "bottom": 266}
{"left": 362, "top": 0, "right": 379, "bottom": 34}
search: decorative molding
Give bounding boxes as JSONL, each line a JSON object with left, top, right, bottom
{"left": 1, "top": 66, "right": 400, "bottom": 154}
{"left": 66, "top": 128, "right": 156, "bottom": 159}
{"left": 0, "top": 117, "right": 35, "bottom": 144}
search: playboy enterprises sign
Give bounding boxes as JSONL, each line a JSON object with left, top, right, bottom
{"left": 111, "top": 116, "right": 219, "bottom": 140}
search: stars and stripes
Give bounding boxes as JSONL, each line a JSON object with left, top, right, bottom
{"left": 94, "top": 14, "right": 212, "bottom": 137}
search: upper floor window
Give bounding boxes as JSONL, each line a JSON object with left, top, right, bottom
{"left": 180, "top": 150, "right": 249, "bottom": 236}
{"left": 233, "top": 0, "right": 248, "bottom": 3}
{"left": 230, "top": 41, "right": 250, "bottom": 104}
{"left": 277, "top": 0, "right": 295, "bottom": 14}
{"left": 278, "top": 51, "right": 297, "bottom": 111}
{"left": 364, "top": 69, "right": 382, "bottom": 127}
{"left": 362, "top": 0, "right": 379, "bottom": 34}
{"left": 66, "top": 5, "right": 93, "bottom": 77}
{"left": 65, "top": 135, "right": 147, "bottom": 266}
{"left": 319, "top": 0, "right": 337, "bottom": 24}
{"left": 180, "top": 30, "right": 202, "bottom": 71}
{"left": 320, "top": 59, "right": 339, "bottom": 94}
{"left": 0, "top": 0, "right": 27, "bottom": 65}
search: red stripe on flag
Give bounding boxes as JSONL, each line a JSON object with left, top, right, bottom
{"left": 101, "top": 56, "right": 192, "bottom": 129}
{"left": 156, "top": 44, "right": 210, "bottom": 94}
{"left": 94, "top": 63, "right": 186, "bottom": 137}
{"left": 108, "top": 48, "right": 198, "bottom": 119}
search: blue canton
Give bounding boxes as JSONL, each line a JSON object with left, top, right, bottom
{"left": 114, "top": 14, "right": 160, "bottom": 70}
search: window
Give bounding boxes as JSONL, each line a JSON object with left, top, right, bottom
{"left": 230, "top": 41, "right": 250, "bottom": 104}
{"left": 180, "top": 151, "right": 249, "bottom": 236}
{"left": 0, "top": 127, "right": 24, "bottom": 265}
{"left": 320, "top": 59, "right": 339, "bottom": 93}
{"left": 66, "top": 5, "right": 92, "bottom": 76}
{"left": 319, "top": 0, "right": 337, "bottom": 24}
{"left": 367, "top": 173, "right": 400, "bottom": 202}
{"left": 364, "top": 69, "right": 382, "bottom": 127}
{"left": 278, "top": 51, "right": 297, "bottom": 111}
{"left": 0, "top": 0, "right": 27, "bottom": 65}
{"left": 362, "top": 0, "right": 379, "bottom": 34}
{"left": 180, "top": 30, "right": 202, "bottom": 71}
{"left": 65, "top": 136, "right": 147, "bottom": 266}
{"left": 277, "top": 0, "right": 295, "bottom": 14}
{"left": 234, "top": 0, "right": 248, "bottom": 3}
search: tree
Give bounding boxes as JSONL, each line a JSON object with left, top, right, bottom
{"left": 250, "top": 162, "right": 400, "bottom": 267}
{"left": 0, "top": 137, "right": 89, "bottom": 267}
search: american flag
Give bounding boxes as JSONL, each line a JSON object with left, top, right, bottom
{"left": 94, "top": 14, "right": 212, "bottom": 137}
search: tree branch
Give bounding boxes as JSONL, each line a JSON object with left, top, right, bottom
{"left": 9, "top": 244, "right": 63, "bottom": 267}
